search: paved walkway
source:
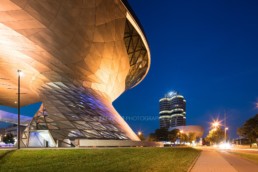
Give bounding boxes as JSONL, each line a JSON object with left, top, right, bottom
{"left": 191, "top": 148, "right": 237, "bottom": 172}
{"left": 191, "top": 147, "right": 258, "bottom": 172}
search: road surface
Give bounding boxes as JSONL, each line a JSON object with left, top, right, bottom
{"left": 191, "top": 147, "right": 258, "bottom": 172}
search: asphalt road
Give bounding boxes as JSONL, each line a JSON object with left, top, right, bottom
{"left": 219, "top": 150, "right": 258, "bottom": 172}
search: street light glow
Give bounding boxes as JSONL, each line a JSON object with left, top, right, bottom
{"left": 17, "top": 70, "right": 24, "bottom": 77}
{"left": 224, "top": 127, "right": 229, "bottom": 142}
{"left": 212, "top": 121, "right": 220, "bottom": 128}
{"left": 137, "top": 131, "right": 142, "bottom": 135}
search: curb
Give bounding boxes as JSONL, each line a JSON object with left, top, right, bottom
{"left": 0, "top": 150, "right": 15, "bottom": 160}
{"left": 187, "top": 150, "right": 202, "bottom": 172}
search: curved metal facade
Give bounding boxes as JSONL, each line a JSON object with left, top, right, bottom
{"left": 0, "top": 0, "right": 150, "bottom": 147}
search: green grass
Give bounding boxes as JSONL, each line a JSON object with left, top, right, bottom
{"left": 0, "top": 150, "right": 9, "bottom": 157}
{"left": 0, "top": 148, "right": 200, "bottom": 172}
{"left": 231, "top": 152, "right": 258, "bottom": 164}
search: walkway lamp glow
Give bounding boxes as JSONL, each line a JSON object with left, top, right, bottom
{"left": 212, "top": 121, "right": 220, "bottom": 128}
{"left": 224, "top": 127, "right": 228, "bottom": 142}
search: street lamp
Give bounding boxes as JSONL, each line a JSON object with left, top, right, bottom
{"left": 224, "top": 127, "right": 228, "bottom": 142}
{"left": 212, "top": 121, "right": 220, "bottom": 128}
{"left": 17, "top": 70, "right": 23, "bottom": 149}
{"left": 137, "top": 131, "right": 144, "bottom": 141}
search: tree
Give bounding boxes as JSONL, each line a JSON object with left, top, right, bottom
{"left": 147, "top": 128, "right": 169, "bottom": 141}
{"left": 202, "top": 137, "right": 210, "bottom": 146}
{"left": 188, "top": 132, "right": 197, "bottom": 143}
{"left": 180, "top": 133, "right": 189, "bottom": 143}
{"left": 3, "top": 133, "right": 15, "bottom": 144}
{"left": 168, "top": 129, "right": 179, "bottom": 143}
{"left": 155, "top": 128, "right": 169, "bottom": 141}
{"left": 205, "top": 127, "right": 224, "bottom": 144}
{"left": 138, "top": 133, "right": 145, "bottom": 141}
{"left": 237, "top": 114, "right": 258, "bottom": 143}
{"left": 147, "top": 133, "right": 158, "bottom": 141}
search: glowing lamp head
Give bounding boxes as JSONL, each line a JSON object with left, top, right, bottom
{"left": 137, "top": 131, "right": 142, "bottom": 136}
{"left": 212, "top": 121, "right": 220, "bottom": 128}
{"left": 17, "top": 70, "right": 24, "bottom": 77}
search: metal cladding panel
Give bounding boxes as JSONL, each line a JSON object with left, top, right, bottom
{"left": 22, "top": 82, "right": 140, "bottom": 147}
{"left": 0, "top": 0, "right": 150, "bottom": 146}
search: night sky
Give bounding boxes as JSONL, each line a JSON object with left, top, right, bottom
{"left": 114, "top": 0, "right": 258, "bottom": 138}
{"left": 1, "top": 0, "right": 258, "bottom": 139}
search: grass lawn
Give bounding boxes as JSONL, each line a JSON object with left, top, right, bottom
{"left": 230, "top": 151, "right": 258, "bottom": 164}
{"left": 0, "top": 150, "right": 10, "bottom": 157}
{"left": 0, "top": 147, "right": 200, "bottom": 172}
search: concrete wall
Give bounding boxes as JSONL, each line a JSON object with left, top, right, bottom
{"left": 76, "top": 139, "right": 163, "bottom": 147}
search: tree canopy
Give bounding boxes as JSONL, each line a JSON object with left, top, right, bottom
{"left": 138, "top": 133, "right": 145, "bottom": 141}
{"left": 147, "top": 128, "right": 171, "bottom": 141}
{"left": 205, "top": 127, "right": 224, "bottom": 144}
{"left": 188, "top": 132, "right": 197, "bottom": 143}
{"left": 168, "top": 129, "right": 179, "bottom": 142}
{"left": 155, "top": 128, "right": 169, "bottom": 141}
{"left": 3, "top": 133, "right": 15, "bottom": 144}
{"left": 148, "top": 128, "right": 198, "bottom": 143}
{"left": 237, "top": 114, "right": 258, "bottom": 143}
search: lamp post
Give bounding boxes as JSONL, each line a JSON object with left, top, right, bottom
{"left": 224, "top": 127, "right": 228, "bottom": 142}
{"left": 17, "top": 70, "right": 22, "bottom": 149}
{"left": 137, "top": 131, "right": 143, "bottom": 141}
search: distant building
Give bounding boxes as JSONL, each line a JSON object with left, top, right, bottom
{"left": 159, "top": 92, "right": 186, "bottom": 129}
{"left": 233, "top": 138, "right": 251, "bottom": 145}
{"left": 0, "top": 0, "right": 151, "bottom": 147}
{"left": 168, "top": 125, "right": 204, "bottom": 138}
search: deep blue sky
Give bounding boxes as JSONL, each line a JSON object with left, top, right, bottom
{"left": 1, "top": 0, "right": 258, "bottom": 139}
{"left": 114, "top": 0, "right": 258, "bottom": 138}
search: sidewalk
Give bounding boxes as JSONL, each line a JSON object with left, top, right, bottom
{"left": 191, "top": 148, "right": 236, "bottom": 172}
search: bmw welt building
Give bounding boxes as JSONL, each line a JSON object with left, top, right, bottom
{"left": 0, "top": 0, "right": 156, "bottom": 147}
